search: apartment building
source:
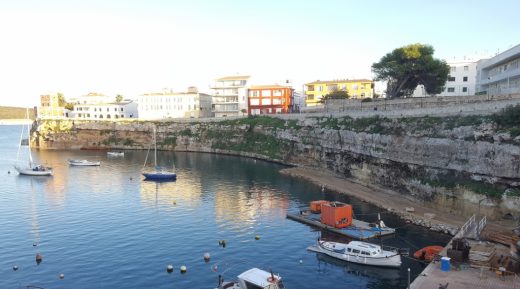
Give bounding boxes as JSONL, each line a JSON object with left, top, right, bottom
{"left": 211, "top": 75, "right": 250, "bottom": 117}
{"left": 305, "top": 79, "right": 374, "bottom": 106}
{"left": 476, "top": 44, "right": 520, "bottom": 96}
{"left": 137, "top": 87, "right": 212, "bottom": 120}
{"left": 71, "top": 101, "right": 137, "bottom": 120}
{"left": 247, "top": 85, "right": 293, "bottom": 115}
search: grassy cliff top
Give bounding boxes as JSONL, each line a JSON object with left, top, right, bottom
{"left": 0, "top": 106, "right": 35, "bottom": 119}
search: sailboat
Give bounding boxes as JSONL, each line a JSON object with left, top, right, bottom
{"left": 142, "top": 127, "right": 176, "bottom": 181}
{"left": 14, "top": 109, "right": 52, "bottom": 176}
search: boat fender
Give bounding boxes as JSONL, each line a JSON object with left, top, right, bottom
{"left": 267, "top": 276, "right": 277, "bottom": 283}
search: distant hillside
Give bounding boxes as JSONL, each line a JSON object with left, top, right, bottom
{"left": 0, "top": 106, "right": 35, "bottom": 120}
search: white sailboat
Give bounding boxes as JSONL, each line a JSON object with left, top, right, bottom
{"left": 142, "top": 127, "right": 176, "bottom": 181}
{"left": 14, "top": 109, "right": 52, "bottom": 176}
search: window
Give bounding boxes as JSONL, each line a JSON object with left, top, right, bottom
{"left": 327, "top": 84, "right": 337, "bottom": 91}
{"left": 249, "top": 90, "right": 259, "bottom": 97}
{"left": 307, "top": 95, "right": 314, "bottom": 100}
{"left": 462, "top": 87, "right": 468, "bottom": 93}
{"left": 352, "top": 84, "right": 358, "bottom": 90}
{"left": 361, "top": 251, "right": 370, "bottom": 256}
{"left": 261, "top": 90, "right": 271, "bottom": 97}
{"left": 450, "top": 66, "right": 456, "bottom": 73}
{"left": 448, "top": 76, "right": 455, "bottom": 82}
{"left": 447, "top": 87, "right": 455, "bottom": 92}
{"left": 273, "top": 90, "right": 283, "bottom": 96}
{"left": 352, "top": 249, "right": 360, "bottom": 254}
{"left": 463, "top": 76, "right": 468, "bottom": 82}
{"left": 464, "top": 65, "right": 469, "bottom": 71}
{"left": 317, "top": 86, "right": 323, "bottom": 91}
{"left": 307, "top": 85, "right": 314, "bottom": 91}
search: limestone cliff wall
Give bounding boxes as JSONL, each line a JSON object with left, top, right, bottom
{"left": 34, "top": 116, "right": 520, "bottom": 220}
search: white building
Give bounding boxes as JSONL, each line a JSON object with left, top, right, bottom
{"left": 68, "top": 92, "right": 116, "bottom": 105}
{"left": 211, "top": 75, "right": 250, "bottom": 117}
{"left": 71, "top": 101, "right": 138, "bottom": 120}
{"left": 413, "top": 59, "right": 480, "bottom": 97}
{"left": 137, "top": 87, "right": 213, "bottom": 120}
{"left": 476, "top": 44, "right": 520, "bottom": 96}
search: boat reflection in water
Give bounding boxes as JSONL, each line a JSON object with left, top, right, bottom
{"left": 314, "top": 252, "right": 401, "bottom": 283}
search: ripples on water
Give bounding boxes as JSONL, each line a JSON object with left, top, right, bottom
{"left": 0, "top": 125, "right": 450, "bottom": 288}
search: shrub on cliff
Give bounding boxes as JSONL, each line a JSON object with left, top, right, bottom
{"left": 493, "top": 104, "right": 520, "bottom": 131}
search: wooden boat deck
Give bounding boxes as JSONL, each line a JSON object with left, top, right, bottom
{"left": 286, "top": 212, "right": 395, "bottom": 240}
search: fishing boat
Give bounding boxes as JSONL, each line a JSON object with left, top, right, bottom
{"left": 413, "top": 245, "right": 443, "bottom": 262}
{"left": 215, "top": 268, "right": 285, "bottom": 289}
{"left": 68, "top": 159, "right": 101, "bottom": 166}
{"left": 142, "top": 127, "right": 176, "bottom": 181}
{"left": 13, "top": 109, "right": 52, "bottom": 176}
{"left": 307, "top": 239, "right": 402, "bottom": 268}
{"left": 107, "top": 151, "right": 124, "bottom": 157}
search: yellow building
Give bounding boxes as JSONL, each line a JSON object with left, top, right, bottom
{"left": 38, "top": 93, "right": 65, "bottom": 119}
{"left": 304, "top": 79, "right": 374, "bottom": 106}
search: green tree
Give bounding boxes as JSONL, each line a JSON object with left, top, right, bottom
{"left": 319, "top": 90, "right": 350, "bottom": 103}
{"left": 57, "top": 92, "right": 66, "bottom": 106}
{"left": 372, "top": 43, "right": 450, "bottom": 98}
{"left": 116, "top": 94, "right": 123, "bottom": 103}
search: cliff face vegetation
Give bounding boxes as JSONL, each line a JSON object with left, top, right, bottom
{"left": 34, "top": 105, "right": 520, "bottom": 220}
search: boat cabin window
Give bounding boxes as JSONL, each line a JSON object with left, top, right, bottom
{"left": 361, "top": 251, "right": 370, "bottom": 256}
{"left": 347, "top": 248, "right": 352, "bottom": 252}
{"left": 352, "top": 249, "right": 360, "bottom": 254}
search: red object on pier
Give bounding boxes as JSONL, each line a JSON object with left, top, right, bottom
{"left": 414, "top": 246, "right": 443, "bottom": 262}
{"left": 320, "top": 202, "right": 352, "bottom": 228}
{"left": 310, "top": 200, "right": 330, "bottom": 214}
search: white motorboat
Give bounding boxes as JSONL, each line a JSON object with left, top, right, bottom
{"left": 215, "top": 268, "right": 285, "bottom": 289}
{"left": 68, "top": 159, "right": 101, "bottom": 166}
{"left": 307, "top": 239, "right": 402, "bottom": 268}
{"left": 107, "top": 151, "right": 124, "bottom": 157}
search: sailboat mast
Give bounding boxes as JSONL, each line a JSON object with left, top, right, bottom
{"left": 26, "top": 108, "right": 33, "bottom": 167}
{"left": 154, "top": 127, "right": 157, "bottom": 167}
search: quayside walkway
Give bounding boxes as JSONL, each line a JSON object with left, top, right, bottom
{"left": 410, "top": 215, "right": 519, "bottom": 289}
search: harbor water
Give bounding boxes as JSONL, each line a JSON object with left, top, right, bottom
{"left": 0, "top": 125, "right": 451, "bottom": 289}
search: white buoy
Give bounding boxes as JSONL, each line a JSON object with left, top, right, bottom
{"left": 59, "top": 273, "right": 64, "bottom": 279}
{"left": 299, "top": 259, "right": 303, "bottom": 264}
{"left": 180, "top": 265, "right": 187, "bottom": 273}
{"left": 203, "top": 252, "right": 210, "bottom": 262}
{"left": 167, "top": 264, "right": 173, "bottom": 273}
{"left": 255, "top": 235, "right": 260, "bottom": 240}
{"left": 13, "top": 265, "right": 18, "bottom": 271}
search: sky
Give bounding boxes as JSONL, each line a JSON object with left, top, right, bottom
{"left": 0, "top": 0, "right": 519, "bottom": 107}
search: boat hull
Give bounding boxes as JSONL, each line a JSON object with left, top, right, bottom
{"left": 142, "top": 172, "right": 177, "bottom": 180}
{"left": 14, "top": 165, "right": 53, "bottom": 176}
{"left": 307, "top": 242, "right": 402, "bottom": 268}
{"left": 68, "top": 160, "right": 101, "bottom": 166}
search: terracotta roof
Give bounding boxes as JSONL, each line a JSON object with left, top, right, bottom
{"left": 215, "top": 75, "right": 250, "bottom": 81}
{"left": 305, "top": 79, "right": 373, "bottom": 85}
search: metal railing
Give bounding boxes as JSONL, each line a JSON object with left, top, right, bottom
{"left": 454, "top": 214, "right": 476, "bottom": 239}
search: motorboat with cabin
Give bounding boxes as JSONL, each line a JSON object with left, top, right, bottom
{"left": 307, "top": 239, "right": 402, "bottom": 268}
{"left": 107, "top": 151, "right": 124, "bottom": 157}
{"left": 215, "top": 267, "right": 285, "bottom": 289}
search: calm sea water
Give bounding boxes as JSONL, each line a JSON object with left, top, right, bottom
{"left": 0, "top": 125, "right": 450, "bottom": 289}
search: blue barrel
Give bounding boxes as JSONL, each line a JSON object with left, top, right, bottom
{"left": 440, "top": 257, "right": 451, "bottom": 271}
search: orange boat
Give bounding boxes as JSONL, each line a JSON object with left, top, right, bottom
{"left": 414, "top": 246, "right": 443, "bottom": 262}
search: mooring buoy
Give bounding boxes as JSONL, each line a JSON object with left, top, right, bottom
{"left": 180, "top": 265, "right": 187, "bottom": 273}
{"left": 13, "top": 265, "right": 18, "bottom": 271}
{"left": 255, "top": 235, "right": 260, "bottom": 240}
{"left": 35, "top": 253, "right": 42, "bottom": 264}
{"left": 59, "top": 273, "right": 64, "bottom": 279}
{"left": 203, "top": 252, "right": 210, "bottom": 262}
{"left": 167, "top": 264, "right": 173, "bottom": 273}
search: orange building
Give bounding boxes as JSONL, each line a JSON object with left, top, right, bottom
{"left": 247, "top": 85, "right": 293, "bottom": 115}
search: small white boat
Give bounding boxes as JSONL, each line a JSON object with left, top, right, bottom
{"left": 215, "top": 268, "right": 286, "bottom": 289}
{"left": 68, "top": 159, "right": 101, "bottom": 166}
{"left": 107, "top": 151, "right": 124, "bottom": 157}
{"left": 307, "top": 239, "right": 402, "bottom": 268}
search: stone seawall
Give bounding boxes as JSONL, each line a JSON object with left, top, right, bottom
{"left": 34, "top": 114, "right": 520, "bottom": 222}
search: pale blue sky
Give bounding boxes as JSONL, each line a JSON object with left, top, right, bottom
{"left": 0, "top": 0, "right": 518, "bottom": 107}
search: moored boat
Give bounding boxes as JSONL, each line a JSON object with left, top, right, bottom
{"left": 413, "top": 245, "right": 443, "bottom": 262}
{"left": 14, "top": 165, "right": 53, "bottom": 176}
{"left": 307, "top": 239, "right": 402, "bottom": 268}
{"left": 215, "top": 267, "right": 285, "bottom": 289}
{"left": 142, "top": 127, "right": 176, "bottom": 181}
{"left": 107, "top": 151, "right": 124, "bottom": 157}
{"left": 68, "top": 159, "right": 101, "bottom": 166}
